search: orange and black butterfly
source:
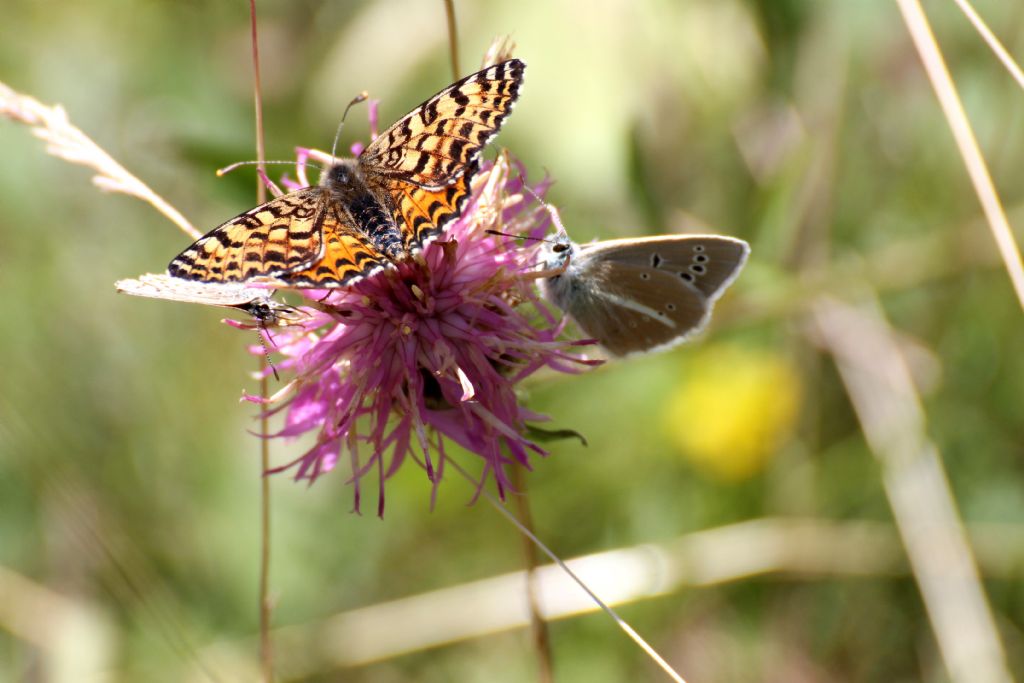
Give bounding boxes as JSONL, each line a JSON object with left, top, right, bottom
{"left": 168, "top": 59, "right": 525, "bottom": 288}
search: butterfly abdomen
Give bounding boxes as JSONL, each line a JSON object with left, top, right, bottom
{"left": 348, "top": 193, "right": 405, "bottom": 260}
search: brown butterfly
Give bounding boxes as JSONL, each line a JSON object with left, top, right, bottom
{"left": 168, "top": 59, "right": 525, "bottom": 288}
{"left": 541, "top": 234, "right": 749, "bottom": 356}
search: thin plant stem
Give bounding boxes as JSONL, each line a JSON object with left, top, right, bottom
{"left": 446, "top": 456, "right": 688, "bottom": 683}
{"left": 898, "top": 0, "right": 1024, "bottom": 312}
{"left": 813, "top": 295, "right": 1012, "bottom": 683}
{"left": 258, "top": 371, "right": 272, "bottom": 683}
{"left": 443, "top": 0, "right": 461, "bottom": 80}
{"left": 247, "top": 1, "right": 273, "bottom": 681}
{"left": 254, "top": 516, "right": 1024, "bottom": 676}
{"left": 509, "top": 466, "right": 554, "bottom": 683}
{"left": 251, "top": 1, "right": 267, "bottom": 207}
{"left": 952, "top": 0, "right": 1024, "bottom": 92}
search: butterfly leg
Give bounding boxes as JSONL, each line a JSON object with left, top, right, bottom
{"left": 254, "top": 325, "right": 281, "bottom": 381}
{"left": 519, "top": 257, "right": 570, "bottom": 281}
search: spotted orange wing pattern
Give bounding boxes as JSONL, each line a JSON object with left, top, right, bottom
{"left": 380, "top": 160, "right": 478, "bottom": 251}
{"left": 279, "top": 205, "right": 385, "bottom": 287}
{"left": 359, "top": 59, "right": 525, "bottom": 190}
{"left": 168, "top": 188, "right": 327, "bottom": 283}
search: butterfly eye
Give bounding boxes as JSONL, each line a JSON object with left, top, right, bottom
{"left": 553, "top": 242, "right": 571, "bottom": 253}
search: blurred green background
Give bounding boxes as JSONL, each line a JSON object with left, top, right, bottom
{"left": 3, "top": 1, "right": 1024, "bottom": 681}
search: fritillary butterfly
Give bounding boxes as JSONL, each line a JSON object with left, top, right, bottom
{"left": 168, "top": 59, "right": 525, "bottom": 288}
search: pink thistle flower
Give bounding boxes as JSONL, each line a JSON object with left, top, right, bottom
{"left": 252, "top": 154, "right": 598, "bottom": 515}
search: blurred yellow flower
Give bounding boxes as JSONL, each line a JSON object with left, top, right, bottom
{"left": 663, "top": 345, "right": 801, "bottom": 481}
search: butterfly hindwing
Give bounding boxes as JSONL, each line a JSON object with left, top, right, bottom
{"left": 380, "top": 160, "right": 478, "bottom": 250}
{"left": 360, "top": 59, "right": 525, "bottom": 190}
{"left": 168, "top": 188, "right": 327, "bottom": 283}
{"left": 279, "top": 206, "right": 385, "bottom": 287}
{"left": 559, "top": 272, "right": 708, "bottom": 357}
{"left": 580, "top": 259, "right": 712, "bottom": 354}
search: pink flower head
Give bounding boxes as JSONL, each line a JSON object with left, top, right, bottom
{"left": 252, "top": 154, "right": 598, "bottom": 515}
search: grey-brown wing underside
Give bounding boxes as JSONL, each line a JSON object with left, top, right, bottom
{"left": 559, "top": 259, "right": 712, "bottom": 356}
{"left": 580, "top": 235, "right": 749, "bottom": 300}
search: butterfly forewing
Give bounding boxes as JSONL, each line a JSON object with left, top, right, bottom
{"left": 360, "top": 59, "right": 525, "bottom": 189}
{"left": 168, "top": 188, "right": 326, "bottom": 283}
{"left": 582, "top": 235, "right": 749, "bottom": 300}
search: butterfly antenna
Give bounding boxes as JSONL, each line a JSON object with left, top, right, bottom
{"left": 502, "top": 185, "right": 575, "bottom": 280}
{"left": 255, "top": 324, "right": 281, "bottom": 382}
{"left": 329, "top": 91, "right": 370, "bottom": 163}
{"left": 484, "top": 229, "right": 558, "bottom": 245}
{"left": 217, "top": 159, "right": 315, "bottom": 176}
{"left": 484, "top": 230, "right": 571, "bottom": 281}
{"left": 522, "top": 184, "right": 570, "bottom": 240}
